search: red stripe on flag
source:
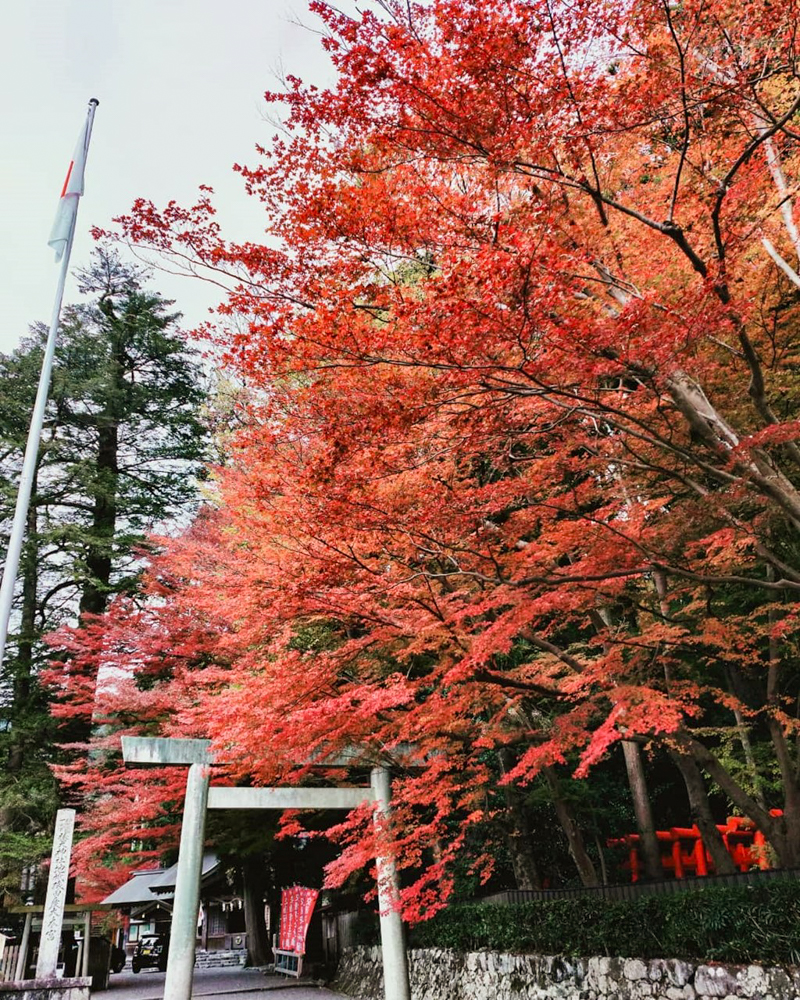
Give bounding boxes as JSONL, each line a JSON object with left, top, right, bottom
{"left": 60, "top": 161, "right": 74, "bottom": 199}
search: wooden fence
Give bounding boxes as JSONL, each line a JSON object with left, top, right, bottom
{"left": 480, "top": 864, "right": 800, "bottom": 905}
{"left": 0, "top": 942, "right": 21, "bottom": 982}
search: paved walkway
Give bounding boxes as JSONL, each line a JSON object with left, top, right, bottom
{"left": 103, "top": 966, "right": 350, "bottom": 1000}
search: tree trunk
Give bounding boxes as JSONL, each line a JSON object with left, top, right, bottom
{"left": 683, "top": 614, "right": 800, "bottom": 868}
{"left": 683, "top": 735, "right": 800, "bottom": 864}
{"left": 594, "top": 833, "right": 609, "bottom": 885}
{"left": 80, "top": 300, "right": 126, "bottom": 618}
{"left": 668, "top": 369, "right": 800, "bottom": 530}
{"left": 654, "top": 569, "right": 736, "bottom": 874}
{"left": 724, "top": 664, "right": 767, "bottom": 810}
{"left": 765, "top": 711, "right": 800, "bottom": 865}
{"left": 670, "top": 750, "right": 737, "bottom": 874}
{"left": 242, "top": 855, "right": 271, "bottom": 967}
{"left": 69, "top": 421, "right": 118, "bottom": 756}
{"left": 589, "top": 607, "right": 662, "bottom": 881}
{"left": 544, "top": 766, "right": 599, "bottom": 886}
{"left": 498, "top": 750, "right": 542, "bottom": 890}
{"left": 78, "top": 421, "right": 118, "bottom": 617}
{"left": 69, "top": 325, "right": 122, "bottom": 755}
{"left": 765, "top": 570, "right": 800, "bottom": 867}
{"left": 621, "top": 741, "right": 663, "bottom": 881}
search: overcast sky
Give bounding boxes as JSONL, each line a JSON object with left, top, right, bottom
{"left": 0, "top": 0, "right": 337, "bottom": 355}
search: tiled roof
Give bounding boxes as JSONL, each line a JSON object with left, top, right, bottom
{"left": 102, "top": 852, "right": 221, "bottom": 907}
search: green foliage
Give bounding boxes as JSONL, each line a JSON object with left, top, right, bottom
{"left": 407, "top": 881, "right": 800, "bottom": 965}
{"left": 288, "top": 619, "right": 345, "bottom": 654}
{"left": 0, "top": 249, "right": 208, "bottom": 626}
{"left": 0, "top": 249, "right": 209, "bottom": 903}
{"left": 0, "top": 777, "right": 59, "bottom": 898}
{"left": 206, "top": 809, "right": 278, "bottom": 862}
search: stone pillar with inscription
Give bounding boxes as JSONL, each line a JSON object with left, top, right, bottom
{"left": 35, "top": 809, "right": 75, "bottom": 979}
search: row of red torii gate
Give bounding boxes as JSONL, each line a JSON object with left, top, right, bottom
{"left": 613, "top": 810, "right": 784, "bottom": 881}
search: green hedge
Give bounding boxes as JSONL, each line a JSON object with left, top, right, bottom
{"left": 402, "top": 881, "right": 800, "bottom": 966}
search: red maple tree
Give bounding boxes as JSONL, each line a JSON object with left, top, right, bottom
{"left": 64, "top": 0, "right": 800, "bottom": 914}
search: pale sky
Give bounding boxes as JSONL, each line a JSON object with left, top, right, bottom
{"left": 0, "top": 0, "right": 337, "bottom": 354}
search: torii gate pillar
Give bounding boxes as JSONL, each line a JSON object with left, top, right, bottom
{"left": 165, "top": 762, "right": 210, "bottom": 1000}
{"left": 371, "top": 767, "right": 410, "bottom": 1000}
{"left": 122, "top": 738, "right": 212, "bottom": 1000}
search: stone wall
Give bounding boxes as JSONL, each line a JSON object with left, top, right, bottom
{"left": 335, "top": 946, "right": 800, "bottom": 1000}
{"left": 0, "top": 977, "right": 91, "bottom": 1000}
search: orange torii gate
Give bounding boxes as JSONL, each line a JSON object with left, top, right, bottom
{"left": 611, "top": 812, "right": 781, "bottom": 881}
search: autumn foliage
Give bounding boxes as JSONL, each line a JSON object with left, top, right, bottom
{"left": 54, "top": 0, "right": 800, "bottom": 916}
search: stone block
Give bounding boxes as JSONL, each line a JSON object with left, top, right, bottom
{"left": 735, "top": 965, "right": 769, "bottom": 998}
{"left": 695, "top": 965, "right": 740, "bottom": 997}
{"left": 497, "top": 953, "right": 514, "bottom": 974}
{"left": 625, "top": 959, "right": 649, "bottom": 981}
{"left": 765, "top": 968, "right": 793, "bottom": 1000}
{"left": 666, "top": 960, "right": 696, "bottom": 988}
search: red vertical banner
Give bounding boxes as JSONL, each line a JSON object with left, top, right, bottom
{"left": 278, "top": 886, "right": 319, "bottom": 954}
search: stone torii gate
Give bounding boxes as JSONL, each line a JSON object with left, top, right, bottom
{"left": 120, "top": 737, "right": 410, "bottom": 1000}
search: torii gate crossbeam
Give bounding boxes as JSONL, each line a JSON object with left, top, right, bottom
{"left": 121, "top": 737, "right": 410, "bottom": 1000}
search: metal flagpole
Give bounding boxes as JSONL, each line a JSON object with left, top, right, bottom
{"left": 0, "top": 98, "right": 99, "bottom": 671}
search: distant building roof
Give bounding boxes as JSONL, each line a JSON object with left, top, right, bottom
{"left": 149, "top": 852, "right": 220, "bottom": 894}
{"left": 102, "top": 853, "right": 221, "bottom": 908}
{"left": 102, "top": 867, "right": 169, "bottom": 907}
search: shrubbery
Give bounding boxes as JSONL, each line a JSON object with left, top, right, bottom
{"left": 401, "top": 881, "right": 800, "bottom": 965}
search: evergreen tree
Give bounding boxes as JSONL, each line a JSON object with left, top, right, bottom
{"left": 0, "top": 249, "right": 208, "bottom": 897}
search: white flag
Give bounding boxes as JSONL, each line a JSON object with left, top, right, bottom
{"left": 48, "top": 108, "right": 93, "bottom": 262}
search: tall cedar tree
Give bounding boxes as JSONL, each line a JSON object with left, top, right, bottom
{"left": 63, "top": 0, "right": 800, "bottom": 918}
{"left": 0, "top": 250, "right": 207, "bottom": 898}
